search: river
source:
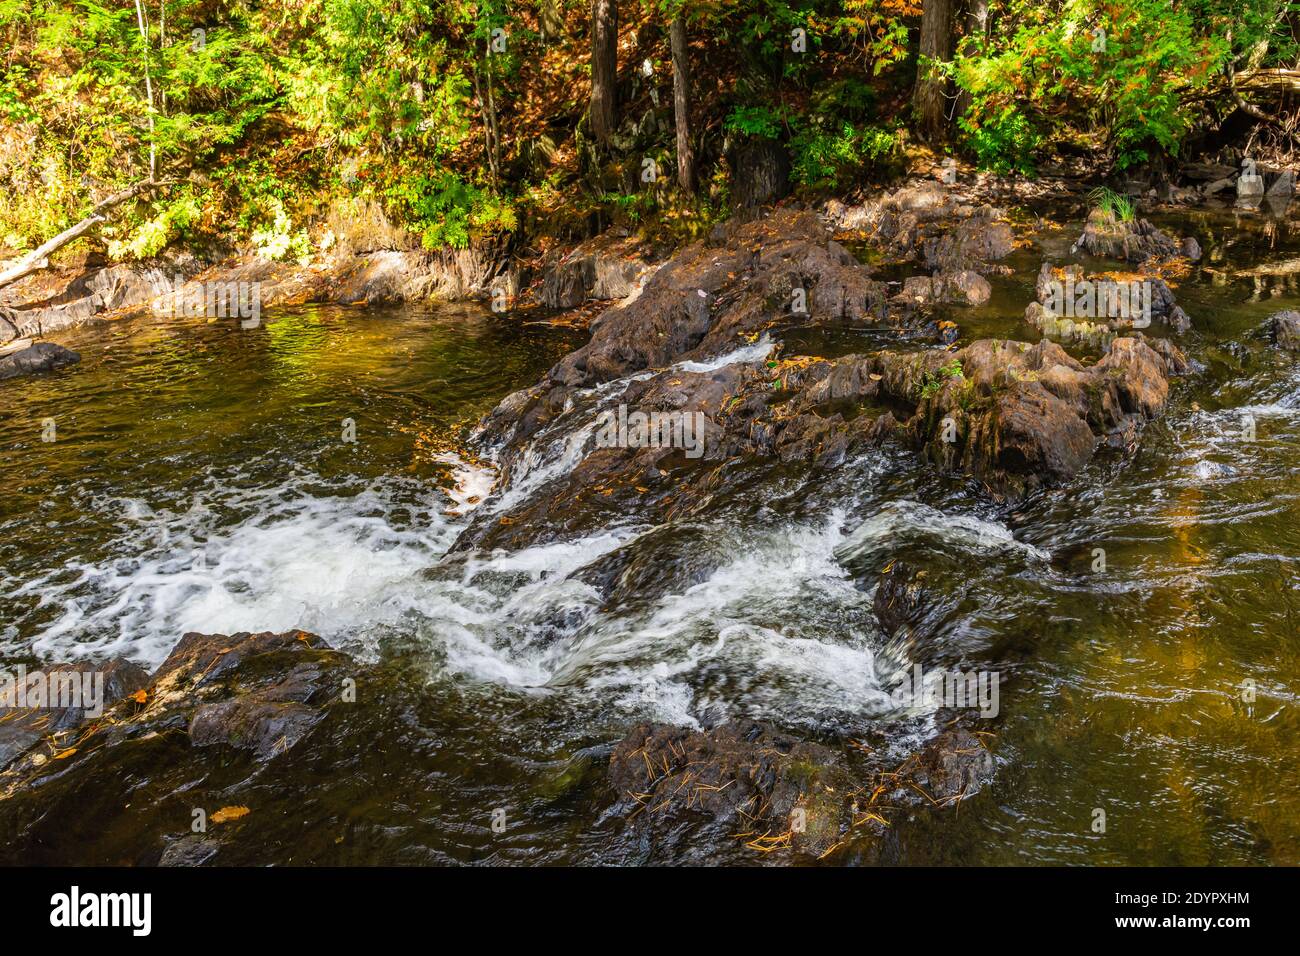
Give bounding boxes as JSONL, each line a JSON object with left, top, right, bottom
{"left": 1, "top": 207, "right": 1298, "bottom": 864}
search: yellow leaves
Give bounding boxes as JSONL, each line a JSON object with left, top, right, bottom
{"left": 53, "top": 747, "right": 77, "bottom": 760}
{"left": 211, "top": 806, "right": 251, "bottom": 825}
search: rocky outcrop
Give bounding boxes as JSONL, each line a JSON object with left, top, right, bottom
{"left": 1029, "top": 262, "right": 1192, "bottom": 335}
{"left": 607, "top": 720, "right": 854, "bottom": 860}
{"left": 825, "top": 183, "right": 1016, "bottom": 273}
{"left": 535, "top": 231, "right": 657, "bottom": 309}
{"left": 894, "top": 270, "right": 992, "bottom": 307}
{"left": 900, "top": 336, "right": 1187, "bottom": 495}
{"left": 0, "top": 341, "right": 81, "bottom": 381}
{"left": 1071, "top": 209, "right": 1200, "bottom": 265}
{"left": 0, "top": 247, "right": 499, "bottom": 343}
{"left": 543, "top": 208, "right": 889, "bottom": 390}
{"left": 1269, "top": 310, "right": 1300, "bottom": 350}
{"left": 0, "top": 263, "right": 179, "bottom": 341}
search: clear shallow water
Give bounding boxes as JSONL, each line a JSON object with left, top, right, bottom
{"left": 2, "top": 207, "right": 1299, "bottom": 864}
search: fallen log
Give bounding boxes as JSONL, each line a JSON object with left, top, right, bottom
{"left": 0, "top": 179, "right": 168, "bottom": 292}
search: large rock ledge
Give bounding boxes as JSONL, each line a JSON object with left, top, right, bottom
{"left": 462, "top": 330, "right": 1187, "bottom": 553}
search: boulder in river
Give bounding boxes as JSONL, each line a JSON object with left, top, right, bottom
{"left": 1269, "top": 310, "right": 1300, "bottom": 350}
{"left": 0, "top": 341, "right": 81, "bottom": 381}
{"left": 894, "top": 270, "right": 992, "bottom": 307}
{"left": 1071, "top": 208, "right": 1200, "bottom": 265}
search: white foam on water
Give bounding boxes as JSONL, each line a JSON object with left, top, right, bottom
{"left": 528, "top": 512, "right": 915, "bottom": 727}
{"left": 433, "top": 452, "right": 496, "bottom": 511}
{"left": 834, "top": 500, "right": 1051, "bottom": 564}
{"left": 674, "top": 336, "right": 775, "bottom": 373}
{"left": 7, "top": 477, "right": 458, "bottom": 665}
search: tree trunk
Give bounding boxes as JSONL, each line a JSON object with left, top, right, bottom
{"left": 913, "top": 0, "right": 956, "bottom": 143}
{"left": 954, "top": 0, "right": 989, "bottom": 124}
{"left": 732, "top": 139, "right": 790, "bottom": 210}
{"left": 590, "top": 0, "right": 618, "bottom": 144}
{"left": 0, "top": 180, "right": 164, "bottom": 291}
{"left": 670, "top": 18, "right": 696, "bottom": 193}
{"left": 132, "top": 0, "right": 157, "bottom": 179}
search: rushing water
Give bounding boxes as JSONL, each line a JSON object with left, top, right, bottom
{"left": 2, "top": 207, "right": 1299, "bottom": 865}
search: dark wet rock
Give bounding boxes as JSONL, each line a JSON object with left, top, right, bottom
{"left": 147, "top": 630, "right": 350, "bottom": 759}
{"left": 0, "top": 341, "right": 81, "bottom": 381}
{"left": 606, "top": 720, "right": 854, "bottom": 861}
{"left": 1071, "top": 209, "right": 1199, "bottom": 264}
{"left": 1204, "top": 176, "right": 1235, "bottom": 197}
{"left": 0, "top": 630, "right": 355, "bottom": 864}
{"left": 1269, "top": 310, "right": 1300, "bottom": 350}
{"left": 1031, "top": 262, "right": 1192, "bottom": 334}
{"left": 158, "top": 835, "right": 221, "bottom": 867}
{"left": 1266, "top": 169, "right": 1296, "bottom": 200}
{"left": 873, "top": 561, "right": 933, "bottom": 640}
{"left": 535, "top": 231, "right": 657, "bottom": 308}
{"left": 0, "top": 632, "right": 349, "bottom": 795}
{"left": 894, "top": 270, "right": 991, "bottom": 307}
{"left": 544, "top": 207, "right": 890, "bottom": 391}
{"left": 900, "top": 721, "right": 997, "bottom": 805}
{"left": 0, "top": 659, "right": 149, "bottom": 769}
{"left": 826, "top": 182, "right": 1015, "bottom": 274}
{"left": 467, "top": 324, "right": 1187, "bottom": 553}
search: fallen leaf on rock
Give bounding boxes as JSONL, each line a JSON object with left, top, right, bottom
{"left": 211, "top": 806, "right": 251, "bottom": 825}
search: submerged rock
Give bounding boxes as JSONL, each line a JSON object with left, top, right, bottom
{"left": 604, "top": 716, "right": 999, "bottom": 863}
{"left": 0, "top": 341, "right": 81, "bottom": 381}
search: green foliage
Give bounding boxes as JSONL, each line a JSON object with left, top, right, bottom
{"left": 386, "top": 173, "right": 517, "bottom": 250}
{"left": 1087, "top": 186, "right": 1135, "bottom": 222}
{"left": 725, "top": 105, "right": 784, "bottom": 140}
{"left": 105, "top": 192, "right": 203, "bottom": 260}
{"left": 919, "top": 359, "right": 965, "bottom": 399}
{"left": 952, "top": 0, "right": 1256, "bottom": 171}
{"left": 790, "top": 122, "right": 899, "bottom": 190}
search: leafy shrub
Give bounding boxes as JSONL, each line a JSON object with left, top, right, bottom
{"left": 385, "top": 172, "right": 516, "bottom": 250}
{"left": 789, "top": 122, "right": 899, "bottom": 191}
